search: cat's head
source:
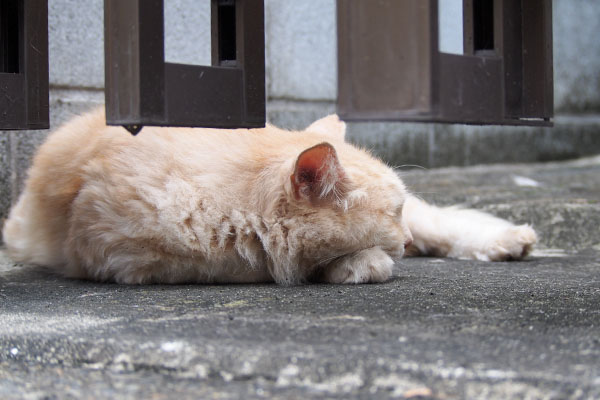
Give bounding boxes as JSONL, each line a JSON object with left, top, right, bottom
{"left": 277, "top": 115, "right": 412, "bottom": 276}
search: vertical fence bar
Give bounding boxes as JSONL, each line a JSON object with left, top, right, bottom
{"left": 105, "top": 0, "right": 264, "bottom": 131}
{"left": 104, "top": 0, "right": 165, "bottom": 133}
{"left": 0, "top": 0, "right": 48, "bottom": 130}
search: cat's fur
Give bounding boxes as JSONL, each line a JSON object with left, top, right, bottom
{"left": 2, "top": 109, "right": 537, "bottom": 284}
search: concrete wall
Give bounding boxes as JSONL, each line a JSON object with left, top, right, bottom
{"left": 42, "top": 0, "right": 600, "bottom": 109}
{"left": 1, "top": 0, "right": 600, "bottom": 234}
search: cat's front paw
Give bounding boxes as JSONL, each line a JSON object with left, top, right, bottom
{"left": 474, "top": 225, "right": 538, "bottom": 261}
{"left": 321, "top": 247, "right": 393, "bottom": 284}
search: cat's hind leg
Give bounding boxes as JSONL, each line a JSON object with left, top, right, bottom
{"left": 402, "top": 195, "right": 537, "bottom": 261}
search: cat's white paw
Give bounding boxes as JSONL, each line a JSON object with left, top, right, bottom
{"left": 321, "top": 247, "right": 393, "bottom": 284}
{"left": 472, "top": 225, "right": 538, "bottom": 261}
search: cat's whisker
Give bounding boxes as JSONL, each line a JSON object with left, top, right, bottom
{"left": 317, "top": 253, "right": 348, "bottom": 266}
{"left": 393, "top": 259, "right": 408, "bottom": 268}
{"left": 392, "top": 164, "right": 428, "bottom": 171}
{"left": 409, "top": 191, "right": 439, "bottom": 196}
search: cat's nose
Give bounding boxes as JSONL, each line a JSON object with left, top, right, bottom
{"left": 403, "top": 235, "right": 413, "bottom": 249}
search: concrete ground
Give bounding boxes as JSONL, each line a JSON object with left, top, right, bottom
{"left": 1, "top": 156, "right": 599, "bottom": 399}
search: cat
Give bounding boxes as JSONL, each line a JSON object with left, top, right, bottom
{"left": 2, "top": 108, "right": 537, "bottom": 284}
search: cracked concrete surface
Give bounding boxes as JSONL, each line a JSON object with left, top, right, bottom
{"left": 1, "top": 157, "right": 599, "bottom": 399}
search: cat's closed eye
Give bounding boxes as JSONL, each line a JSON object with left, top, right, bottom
{"left": 386, "top": 204, "right": 404, "bottom": 218}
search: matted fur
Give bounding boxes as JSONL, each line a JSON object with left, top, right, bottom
{"left": 2, "top": 109, "right": 537, "bottom": 284}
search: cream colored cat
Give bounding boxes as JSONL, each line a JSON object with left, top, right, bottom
{"left": 2, "top": 109, "right": 537, "bottom": 284}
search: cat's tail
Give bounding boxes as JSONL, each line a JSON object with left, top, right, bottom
{"left": 2, "top": 191, "right": 67, "bottom": 267}
{"left": 2, "top": 197, "right": 32, "bottom": 262}
{"left": 1, "top": 109, "right": 110, "bottom": 267}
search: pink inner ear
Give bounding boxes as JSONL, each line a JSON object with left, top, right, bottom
{"left": 291, "top": 142, "right": 344, "bottom": 202}
{"left": 296, "top": 144, "right": 333, "bottom": 182}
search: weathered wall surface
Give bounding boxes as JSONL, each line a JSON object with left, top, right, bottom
{"left": 553, "top": 0, "right": 600, "bottom": 112}
{"left": 45, "top": 0, "right": 600, "bottom": 110}
{"left": 1, "top": 0, "right": 600, "bottom": 238}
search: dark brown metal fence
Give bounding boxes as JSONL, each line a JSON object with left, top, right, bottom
{"left": 0, "top": 0, "right": 49, "bottom": 130}
{"left": 104, "top": 0, "right": 265, "bottom": 134}
{"left": 337, "top": 0, "right": 553, "bottom": 126}
{"left": 1, "top": 0, "right": 553, "bottom": 131}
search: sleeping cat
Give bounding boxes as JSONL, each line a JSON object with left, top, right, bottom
{"left": 2, "top": 109, "right": 537, "bottom": 284}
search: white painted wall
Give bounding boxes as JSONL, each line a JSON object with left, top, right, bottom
{"left": 265, "top": 0, "right": 336, "bottom": 100}
{"left": 438, "top": 0, "right": 464, "bottom": 55}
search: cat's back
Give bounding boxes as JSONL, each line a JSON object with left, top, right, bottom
{"left": 3, "top": 108, "right": 267, "bottom": 268}
{"left": 32, "top": 108, "right": 262, "bottom": 183}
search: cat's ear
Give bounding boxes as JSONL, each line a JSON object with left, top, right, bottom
{"left": 305, "top": 114, "right": 346, "bottom": 141}
{"left": 291, "top": 142, "right": 349, "bottom": 205}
